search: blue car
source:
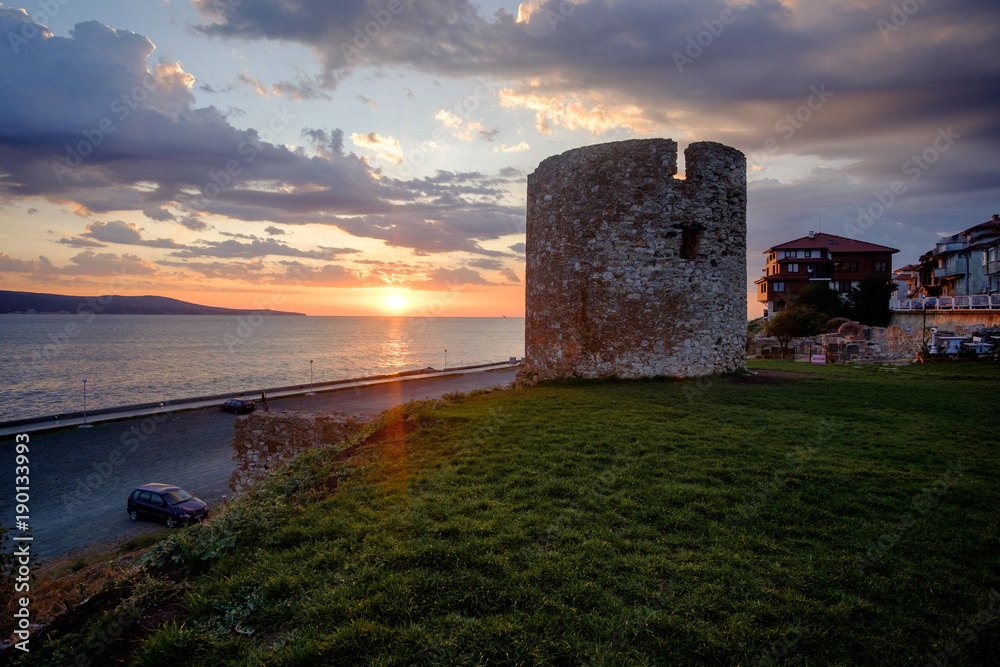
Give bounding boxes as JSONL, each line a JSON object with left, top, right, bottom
{"left": 127, "top": 483, "right": 208, "bottom": 528}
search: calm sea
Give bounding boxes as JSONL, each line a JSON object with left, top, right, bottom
{"left": 0, "top": 315, "right": 525, "bottom": 422}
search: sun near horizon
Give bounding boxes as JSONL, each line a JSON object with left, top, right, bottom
{"left": 383, "top": 291, "right": 408, "bottom": 314}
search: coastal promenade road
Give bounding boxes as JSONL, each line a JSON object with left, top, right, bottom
{"left": 1, "top": 367, "right": 517, "bottom": 562}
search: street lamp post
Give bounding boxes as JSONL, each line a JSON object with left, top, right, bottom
{"left": 444, "top": 349, "right": 447, "bottom": 370}
{"left": 80, "top": 377, "right": 92, "bottom": 428}
{"left": 306, "top": 360, "right": 315, "bottom": 395}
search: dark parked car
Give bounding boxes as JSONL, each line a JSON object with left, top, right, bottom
{"left": 219, "top": 398, "right": 255, "bottom": 414}
{"left": 127, "top": 483, "right": 208, "bottom": 528}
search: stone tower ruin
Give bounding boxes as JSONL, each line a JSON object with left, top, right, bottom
{"left": 523, "top": 138, "right": 747, "bottom": 380}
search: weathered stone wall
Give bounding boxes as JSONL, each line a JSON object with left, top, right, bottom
{"left": 524, "top": 138, "right": 747, "bottom": 380}
{"left": 752, "top": 326, "right": 922, "bottom": 361}
{"left": 229, "top": 411, "right": 366, "bottom": 494}
{"left": 752, "top": 322, "right": 1000, "bottom": 362}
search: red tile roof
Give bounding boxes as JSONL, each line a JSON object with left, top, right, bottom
{"left": 765, "top": 232, "right": 899, "bottom": 254}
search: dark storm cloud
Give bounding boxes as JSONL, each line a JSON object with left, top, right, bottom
{"left": 191, "top": 0, "right": 1000, "bottom": 255}
{"left": 0, "top": 8, "right": 521, "bottom": 256}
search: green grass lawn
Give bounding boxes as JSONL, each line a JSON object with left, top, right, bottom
{"left": 23, "top": 360, "right": 1000, "bottom": 666}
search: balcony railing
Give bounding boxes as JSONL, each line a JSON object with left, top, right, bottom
{"left": 934, "top": 265, "right": 966, "bottom": 278}
{"left": 890, "top": 295, "right": 1000, "bottom": 310}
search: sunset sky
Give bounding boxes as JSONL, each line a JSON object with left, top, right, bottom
{"left": 1, "top": 0, "right": 997, "bottom": 317}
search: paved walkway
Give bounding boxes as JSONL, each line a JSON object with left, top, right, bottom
{"left": 0, "top": 362, "right": 518, "bottom": 437}
{"left": 1, "top": 366, "right": 517, "bottom": 561}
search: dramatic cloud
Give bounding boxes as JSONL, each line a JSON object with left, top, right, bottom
{"left": 271, "top": 77, "right": 331, "bottom": 101}
{"left": 498, "top": 89, "right": 648, "bottom": 135}
{"left": 237, "top": 71, "right": 268, "bottom": 96}
{"left": 496, "top": 142, "right": 530, "bottom": 153}
{"left": 178, "top": 217, "right": 208, "bottom": 232}
{"left": 159, "top": 258, "right": 267, "bottom": 282}
{"left": 82, "top": 220, "right": 184, "bottom": 249}
{"left": 169, "top": 238, "right": 360, "bottom": 261}
{"left": 417, "top": 266, "right": 492, "bottom": 290}
{"left": 9, "top": 250, "right": 160, "bottom": 276}
{"left": 0, "top": 253, "right": 55, "bottom": 273}
{"left": 187, "top": 0, "right": 1000, "bottom": 228}
{"left": 435, "top": 110, "right": 487, "bottom": 142}
{"left": 0, "top": 9, "right": 524, "bottom": 259}
{"left": 274, "top": 261, "right": 367, "bottom": 287}
{"left": 498, "top": 267, "right": 520, "bottom": 283}
{"left": 350, "top": 131, "right": 403, "bottom": 164}
{"left": 3, "top": 0, "right": 999, "bottom": 314}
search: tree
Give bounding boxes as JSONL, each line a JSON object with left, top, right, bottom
{"left": 846, "top": 274, "right": 897, "bottom": 327}
{"left": 798, "top": 282, "right": 848, "bottom": 321}
{"left": 764, "top": 306, "right": 828, "bottom": 358}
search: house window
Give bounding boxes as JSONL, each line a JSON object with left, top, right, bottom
{"left": 875, "top": 261, "right": 888, "bottom": 272}
{"left": 834, "top": 262, "right": 859, "bottom": 272}
{"left": 784, "top": 251, "right": 795, "bottom": 258}
{"left": 773, "top": 282, "right": 785, "bottom": 292}
{"left": 804, "top": 251, "right": 812, "bottom": 258}
{"left": 787, "top": 263, "right": 799, "bottom": 273}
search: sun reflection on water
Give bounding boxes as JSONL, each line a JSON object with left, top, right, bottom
{"left": 376, "top": 318, "right": 410, "bottom": 370}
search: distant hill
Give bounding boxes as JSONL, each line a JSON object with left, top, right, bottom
{"left": 0, "top": 290, "right": 306, "bottom": 316}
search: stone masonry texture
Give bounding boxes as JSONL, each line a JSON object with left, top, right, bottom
{"left": 524, "top": 138, "right": 747, "bottom": 380}
{"left": 229, "top": 410, "right": 367, "bottom": 495}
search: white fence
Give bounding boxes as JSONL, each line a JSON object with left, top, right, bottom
{"left": 890, "top": 295, "right": 1000, "bottom": 311}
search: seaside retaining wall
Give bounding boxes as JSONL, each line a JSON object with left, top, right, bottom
{"left": 523, "top": 138, "right": 747, "bottom": 381}
{"left": 230, "top": 411, "right": 367, "bottom": 494}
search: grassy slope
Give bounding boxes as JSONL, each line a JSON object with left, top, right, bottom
{"left": 20, "top": 361, "right": 1000, "bottom": 666}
